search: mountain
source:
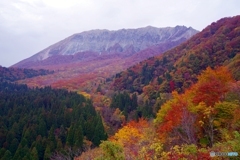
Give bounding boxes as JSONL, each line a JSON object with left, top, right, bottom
{"left": 13, "top": 26, "right": 197, "bottom": 68}
{"left": 12, "top": 26, "right": 198, "bottom": 90}
{"left": 83, "top": 16, "right": 240, "bottom": 160}
{"left": 89, "top": 15, "right": 240, "bottom": 147}
{"left": 110, "top": 15, "right": 240, "bottom": 110}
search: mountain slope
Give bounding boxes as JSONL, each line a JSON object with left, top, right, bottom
{"left": 76, "top": 15, "right": 240, "bottom": 160}
{"left": 111, "top": 15, "right": 240, "bottom": 106}
{"left": 12, "top": 26, "right": 198, "bottom": 91}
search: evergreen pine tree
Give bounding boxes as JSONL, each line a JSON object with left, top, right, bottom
{"left": 35, "top": 136, "right": 44, "bottom": 160}
{"left": 74, "top": 125, "right": 84, "bottom": 148}
{"left": 9, "top": 138, "right": 19, "bottom": 155}
{"left": 92, "top": 114, "right": 108, "bottom": 146}
{"left": 56, "top": 139, "right": 63, "bottom": 151}
{"left": 66, "top": 124, "right": 75, "bottom": 147}
{"left": 48, "top": 126, "right": 56, "bottom": 151}
{"left": 44, "top": 145, "right": 51, "bottom": 160}
{"left": 132, "top": 93, "right": 138, "bottom": 110}
{"left": 2, "top": 150, "right": 12, "bottom": 160}
{"left": 38, "top": 118, "right": 47, "bottom": 137}
{"left": 0, "top": 148, "right": 6, "bottom": 159}
{"left": 31, "top": 147, "right": 39, "bottom": 160}
{"left": 59, "top": 125, "right": 66, "bottom": 144}
{"left": 12, "top": 144, "right": 22, "bottom": 160}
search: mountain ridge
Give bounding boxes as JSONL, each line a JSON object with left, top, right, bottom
{"left": 12, "top": 25, "right": 198, "bottom": 68}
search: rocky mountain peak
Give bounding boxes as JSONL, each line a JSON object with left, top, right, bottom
{"left": 13, "top": 26, "right": 198, "bottom": 67}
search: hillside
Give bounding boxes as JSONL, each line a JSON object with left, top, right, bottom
{"left": 78, "top": 66, "right": 240, "bottom": 159}
{"left": 0, "top": 81, "right": 107, "bottom": 160}
{"left": 88, "top": 15, "right": 240, "bottom": 131}
{"left": 76, "top": 15, "right": 240, "bottom": 159}
{"left": 77, "top": 15, "right": 240, "bottom": 138}
{"left": 111, "top": 15, "right": 240, "bottom": 105}
{"left": 11, "top": 26, "right": 197, "bottom": 91}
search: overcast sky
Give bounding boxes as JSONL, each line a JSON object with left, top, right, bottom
{"left": 0, "top": 0, "right": 239, "bottom": 67}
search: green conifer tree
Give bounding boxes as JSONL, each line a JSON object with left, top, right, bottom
{"left": 31, "top": 147, "right": 39, "bottom": 160}
{"left": 66, "top": 124, "right": 75, "bottom": 147}
{"left": 1, "top": 150, "right": 12, "bottom": 160}
{"left": 74, "top": 125, "right": 84, "bottom": 148}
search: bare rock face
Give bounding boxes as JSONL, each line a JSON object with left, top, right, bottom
{"left": 13, "top": 26, "right": 198, "bottom": 68}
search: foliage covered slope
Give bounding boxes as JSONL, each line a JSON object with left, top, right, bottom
{"left": 89, "top": 16, "right": 240, "bottom": 137}
{"left": 112, "top": 15, "right": 240, "bottom": 94}
{"left": 103, "top": 16, "right": 240, "bottom": 124}
{"left": 13, "top": 26, "right": 197, "bottom": 92}
{"left": 78, "top": 67, "right": 240, "bottom": 160}
{"left": 0, "top": 66, "right": 53, "bottom": 82}
{"left": 76, "top": 15, "right": 240, "bottom": 160}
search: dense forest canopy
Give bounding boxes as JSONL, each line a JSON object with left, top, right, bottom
{"left": 78, "top": 66, "right": 240, "bottom": 159}
{"left": 0, "top": 82, "right": 107, "bottom": 160}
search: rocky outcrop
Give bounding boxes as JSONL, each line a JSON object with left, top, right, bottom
{"left": 13, "top": 26, "right": 198, "bottom": 68}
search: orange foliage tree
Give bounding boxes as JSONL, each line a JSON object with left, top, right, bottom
{"left": 155, "top": 66, "right": 237, "bottom": 147}
{"left": 192, "top": 66, "right": 234, "bottom": 106}
{"left": 109, "top": 118, "right": 150, "bottom": 159}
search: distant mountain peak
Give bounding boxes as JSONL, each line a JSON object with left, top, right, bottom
{"left": 12, "top": 26, "right": 198, "bottom": 68}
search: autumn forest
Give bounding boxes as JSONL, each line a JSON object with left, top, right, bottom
{"left": 0, "top": 16, "right": 240, "bottom": 159}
